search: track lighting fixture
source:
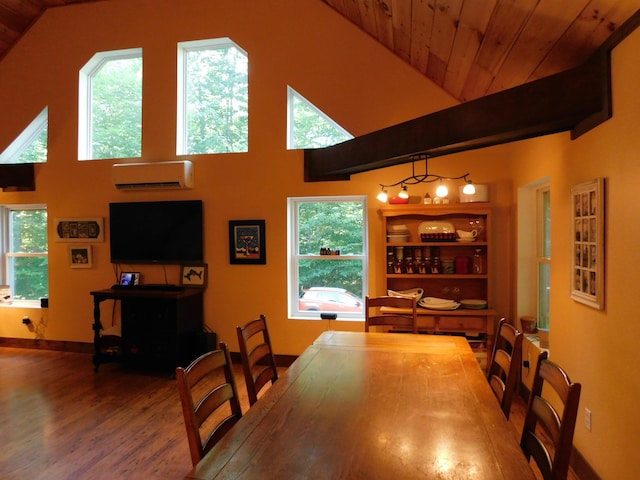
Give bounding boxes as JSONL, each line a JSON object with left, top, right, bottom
{"left": 463, "top": 180, "right": 476, "bottom": 195}
{"left": 377, "top": 154, "right": 473, "bottom": 202}
{"left": 435, "top": 182, "right": 448, "bottom": 198}
{"left": 376, "top": 188, "right": 388, "bottom": 202}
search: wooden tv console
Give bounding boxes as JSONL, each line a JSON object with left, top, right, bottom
{"left": 90, "top": 287, "right": 204, "bottom": 372}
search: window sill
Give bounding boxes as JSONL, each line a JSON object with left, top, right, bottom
{"left": 0, "top": 301, "right": 42, "bottom": 309}
{"left": 290, "top": 315, "right": 364, "bottom": 322}
{"left": 524, "top": 332, "right": 549, "bottom": 352}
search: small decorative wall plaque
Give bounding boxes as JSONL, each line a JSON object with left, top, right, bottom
{"left": 55, "top": 218, "right": 103, "bottom": 242}
{"left": 180, "top": 264, "right": 208, "bottom": 288}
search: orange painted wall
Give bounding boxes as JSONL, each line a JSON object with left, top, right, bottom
{"left": 0, "top": 0, "right": 515, "bottom": 356}
{"left": 509, "top": 27, "right": 640, "bottom": 479}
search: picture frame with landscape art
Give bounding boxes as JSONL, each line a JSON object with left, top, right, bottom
{"left": 570, "top": 178, "right": 605, "bottom": 310}
{"left": 229, "top": 220, "right": 266, "bottom": 265}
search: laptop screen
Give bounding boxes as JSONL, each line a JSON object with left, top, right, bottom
{"left": 119, "top": 272, "right": 140, "bottom": 286}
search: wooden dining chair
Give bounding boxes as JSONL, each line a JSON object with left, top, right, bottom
{"left": 176, "top": 342, "right": 242, "bottom": 467}
{"left": 236, "top": 314, "right": 279, "bottom": 406}
{"left": 520, "top": 351, "right": 582, "bottom": 480}
{"left": 486, "top": 318, "right": 523, "bottom": 419}
{"left": 365, "top": 295, "right": 418, "bottom": 333}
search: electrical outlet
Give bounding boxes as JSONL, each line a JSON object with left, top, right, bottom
{"left": 584, "top": 408, "right": 592, "bottom": 431}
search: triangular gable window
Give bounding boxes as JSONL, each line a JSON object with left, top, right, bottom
{"left": 0, "top": 107, "right": 48, "bottom": 163}
{"left": 287, "top": 87, "right": 352, "bottom": 149}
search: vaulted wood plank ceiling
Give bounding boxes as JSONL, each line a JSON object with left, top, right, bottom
{"left": 323, "top": 0, "right": 640, "bottom": 101}
{"left": 0, "top": 1, "right": 638, "bottom": 104}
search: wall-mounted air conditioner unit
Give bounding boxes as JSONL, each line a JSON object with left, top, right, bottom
{"left": 112, "top": 160, "right": 194, "bottom": 190}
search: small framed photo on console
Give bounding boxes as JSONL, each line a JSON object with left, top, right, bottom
{"left": 119, "top": 272, "right": 140, "bottom": 286}
{"left": 180, "top": 264, "right": 207, "bottom": 288}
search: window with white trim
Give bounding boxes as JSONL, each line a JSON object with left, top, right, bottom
{"left": 537, "top": 186, "right": 551, "bottom": 330}
{"left": 288, "top": 196, "right": 367, "bottom": 320}
{"left": 78, "top": 49, "right": 142, "bottom": 160}
{"left": 287, "top": 87, "right": 352, "bottom": 149}
{"left": 177, "top": 38, "right": 248, "bottom": 154}
{"left": 517, "top": 179, "right": 550, "bottom": 336}
{"left": 0, "top": 205, "right": 48, "bottom": 303}
{"left": 0, "top": 107, "right": 48, "bottom": 164}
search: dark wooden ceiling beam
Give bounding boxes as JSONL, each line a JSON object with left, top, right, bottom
{"left": 304, "top": 8, "right": 640, "bottom": 183}
{"left": 304, "top": 52, "right": 610, "bottom": 182}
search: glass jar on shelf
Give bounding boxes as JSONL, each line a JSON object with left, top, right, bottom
{"left": 417, "top": 258, "right": 427, "bottom": 274}
{"left": 393, "top": 248, "right": 405, "bottom": 274}
{"left": 405, "top": 256, "right": 416, "bottom": 274}
{"left": 430, "top": 255, "right": 442, "bottom": 274}
{"left": 441, "top": 259, "right": 454, "bottom": 274}
{"left": 473, "top": 248, "right": 484, "bottom": 274}
{"left": 469, "top": 217, "right": 485, "bottom": 241}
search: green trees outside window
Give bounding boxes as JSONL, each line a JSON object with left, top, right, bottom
{"left": 7, "top": 208, "right": 48, "bottom": 301}
{"left": 90, "top": 56, "right": 142, "bottom": 159}
{"left": 287, "top": 87, "right": 352, "bottom": 149}
{"left": 290, "top": 197, "right": 367, "bottom": 319}
{"left": 179, "top": 40, "right": 248, "bottom": 154}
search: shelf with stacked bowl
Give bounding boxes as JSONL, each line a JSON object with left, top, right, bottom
{"left": 381, "top": 203, "right": 496, "bottom": 369}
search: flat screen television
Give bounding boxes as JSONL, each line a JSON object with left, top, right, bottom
{"left": 109, "top": 200, "right": 203, "bottom": 264}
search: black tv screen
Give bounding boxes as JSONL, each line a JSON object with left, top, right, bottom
{"left": 109, "top": 200, "right": 203, "bottom": 264}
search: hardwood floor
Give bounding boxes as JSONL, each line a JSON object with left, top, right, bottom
{"left": 0, "top": 347, "right": 265, "bottom": 479}
{"left": 1, "top": 347, "right": 578, "bottom": 480}
{"left": 508, "top": 392, "right": 580, "bottom": 480}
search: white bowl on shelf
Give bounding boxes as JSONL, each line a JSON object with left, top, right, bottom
{"left": 419, "top": 297, "right": 460, "bottom": 310}
{"left": 387, "top": 233, "right": 410, "bottom": 242}
{"left": 387, "top": 288, "right": 424, "bottom": 300}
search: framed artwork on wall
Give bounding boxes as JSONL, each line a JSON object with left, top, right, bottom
{"left": 228, "top": 220, "right": 266, "bottom": 265}
{"left": 0, "top": 285, "right": 11, "bottom": 304}
{"left": 179, "top": 264, "right": 208, "bottom": 288}
{"left": 570, "top": 177, "right": 605, "bottom": 309}
{"left": 55, "top": 218, "right": 103, "bottom": 242}
{"left": 68, "top": 245, "right": 92, "bottom": 268}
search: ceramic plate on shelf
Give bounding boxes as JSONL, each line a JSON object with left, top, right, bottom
{"left": 419, "top": 297, "right": 460, "bottom": 310}
{"left": 460, "top": 299, "right": 488, "bottom": 309}
{"left": 419, "top": 302, "right": 460, "bottom": 311}
{"left": 418, "top": 221, "right": 455, "bottom": 235}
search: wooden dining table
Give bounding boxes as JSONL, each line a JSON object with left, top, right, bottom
{"left": 184, "top": 331, "right": 535, "bottom": 479}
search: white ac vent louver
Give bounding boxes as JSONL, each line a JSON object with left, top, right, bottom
{"left": 112, "top": 160, "right": 193, "bottom": 190}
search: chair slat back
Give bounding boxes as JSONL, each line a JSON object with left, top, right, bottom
{"left": 365, "top": 295, "right": 418, "bottom": 333}
{"left": 236, "top": 314, "right": 278, "bottom": 406}
{"left": 176, "top": 342, "right": 242, "bottom": 466}
{"left": 487, "top": 318, "right": 523, "bottom": 418}
{"left": 520, "top": 351, "right": 581, "bottom": 480}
